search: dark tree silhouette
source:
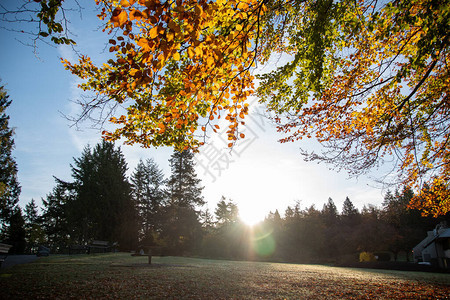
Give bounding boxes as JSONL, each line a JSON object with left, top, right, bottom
{"left": 65, "top": 141, "right": 138, "bottom": 250}
{"left": 162, "top": 150, "right": 204, "bottom": 254}
{"left": 0, "top": 85, "right": 20, "bottom": 241}
{"left": 131, "top": 158, "right": 166, "bottom": 245}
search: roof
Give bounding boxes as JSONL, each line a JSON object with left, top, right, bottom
{"left": 423, "top": 228, "right": 450, "bottom": 248}
{"left": 436, "top": 228, "right": 450, "bottom": 239}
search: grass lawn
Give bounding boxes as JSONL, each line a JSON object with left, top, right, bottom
{"left": 1, "top": 253, "right": 449, "bottom": 299}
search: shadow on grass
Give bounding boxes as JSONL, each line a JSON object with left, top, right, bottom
{"left": 0, "top": 253, "right": 448, "bottom": 299}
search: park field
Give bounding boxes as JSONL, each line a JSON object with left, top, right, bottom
{"left": 0, "top": 253, "right": 449, "bottom": 299}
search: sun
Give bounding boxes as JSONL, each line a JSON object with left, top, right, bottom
{"left": 239, "top": 207, "right": 265, "bottom": 226}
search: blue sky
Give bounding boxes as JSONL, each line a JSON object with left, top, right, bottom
{"left": 0, "top": 1, "right": 389, "bottom": 224}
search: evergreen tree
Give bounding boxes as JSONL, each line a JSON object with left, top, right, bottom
{"left": 66, "top": 145, "right": 94, "bottom": 244}
{"left": 381, "top": 187, "right": 434, "bottom": 261}
{"left": 200, "top": 208, "right": 214, "bottom": 231}
{"left": 322, "top": 198, "right": 338, "bottom": 226}
{"left": 298, "top": 205, "right": 326, "bottom": 261}
{"left": 0, "top": 86, "right": 20, "bottom": 235}
{"left": 321, "top": 198, "right": 339, "bottom": 259}
{"left": 42, "top": 182, "right": 72, "bottom": 252}
{"left": 24, "top": 199, "right": 44, "bottom": 253}
{"left": 167, "top": 150, "right": 204, "bottom": 208}
{"left": 356, "top": 205, "right": 389, "bottom": 252}
{"left": 284, "top": 206, "right": 295, "bottom": 220}
{"left": 24, "top": 199, "right": 39, "bottom": 225}
{"left": 214, "top": 196, "right": 239, "bottom": 226}
{"left": 67, "top": 141, "right": 138, "bottom": 250}
{"left": 7, "top": 207, "right": 26, "bottom": 254}
{"left": 342, "top": 197, "right": 358, "bottom": 217}
{"left": 131, "top": 158, "right": 166, "bottom": 245}
{"left": 163, "top": 150, "right": 204, "bottom": 254}
{"left": 339, "top": 197, "right": 361, "bottom": 255}
{"left": 341, "top": 197, "right": 360, "bottom": 226}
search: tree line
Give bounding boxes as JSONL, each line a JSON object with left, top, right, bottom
{"left": 16, "top": 141, "right": 204, "bottom": 255}
{"left": 9, "top": 139, "right": 450, "bottom": 263}
{"left": 201, "top": 191, "right": 448, "bottom": 263}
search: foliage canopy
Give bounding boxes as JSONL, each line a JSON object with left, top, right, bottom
{"left": 7, "top": 0, "right": 450, "bottom": 216}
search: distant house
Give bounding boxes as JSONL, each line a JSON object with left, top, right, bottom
{"left": 413, "top": 222, "right": 450, "bottom": 269}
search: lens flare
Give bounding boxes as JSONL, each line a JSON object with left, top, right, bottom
{"left": 252, "top": 228, "right": 276, "bottom": 257}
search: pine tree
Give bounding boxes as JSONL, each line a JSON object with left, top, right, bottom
{"left": 163, "top": 150, "right": 204, "bottom": 254}
{"left": 381, "top": 187, "right": 433, "bottom": 261}
{"left": 200, "top": 208, "right": 214, "bottom": 231}
{"left": 342, "top": 197, "right": 358, "bottom": 217}
{"left": 167, "top": 150, "right": 204, "bottom": 208}
{"left": 0, "top": 86, "right": 20, "bottom": 234}
{"left": 67, "top": 141, "right": 138, "bottom": 250}
{"left": 321, "top": 198, "right": 339, "bottom": 259}
{"left": 131, "top": 158, "right": 166, "bottom": 244}
{"left": 322, "top": 197, "right": 338, "bottom": 226}
{"left": 24, "top": 199, "right": 39, "bottom": 225}
{"left": 7, "top": 207, "right": 26, "bottom": 254}
{"left": 338, "top": 197, "right": 361, "bottom": 255}
{"left": 214, "top": 196, "right": 239, "bottom": 226}
{"left": 42, "top": 182, "right": 72, "bottom": 251}
{"left": 24, "top": 199, "right": 44, "bottom": 253}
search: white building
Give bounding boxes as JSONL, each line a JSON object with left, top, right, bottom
{"left": 413, "top": 222, "right": 450, "bottom": 269}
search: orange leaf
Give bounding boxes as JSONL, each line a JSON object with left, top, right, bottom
{"left": 187, "top": 47, "right": 195, "bottom": 58}
{"left": 120, "top": 0, "right": 131, "bottom": 7}
{"left": 118, "top": 10, "right": 128, "bottom": 26}
{"left": 130, "top": 9, "right": 143, "bottom": 21}
{"left": 150, "top": 26, "right": 158, "bottom": 39}
{"left": 195, "top": 47, "right": 202, "bottom": 57}
{"left": 207, "top": 56, "right": 214, "bottom": 67}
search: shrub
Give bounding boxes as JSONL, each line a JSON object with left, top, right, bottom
{"left": 359, "top": 251, "right": 376, "bottom": 262}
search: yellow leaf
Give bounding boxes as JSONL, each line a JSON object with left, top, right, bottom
{"left": 150, "top": 26, "right": 158, "bottom": 39}
{"left": 188, "top": 47, "right": 195, "bottom": 58}
{"left": 173, "top": 52, "right": 180, "bottom": 61}
{"left": 195, "top": 47, "right": 202, "bottom": 57}
{"left": 129, "top": 68, "right": 138, "bottom": 76}
{"left": 120, "top": 0, "right": 131, "bottom": 7}
{"left": 207, "top": 56, "right": 214, "bottom": 67}
{"left": 237, "top": 2, "right": 248, "bottom": 10}
{"left": 236, "top": 23, "right": 243, "bottom": 31}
